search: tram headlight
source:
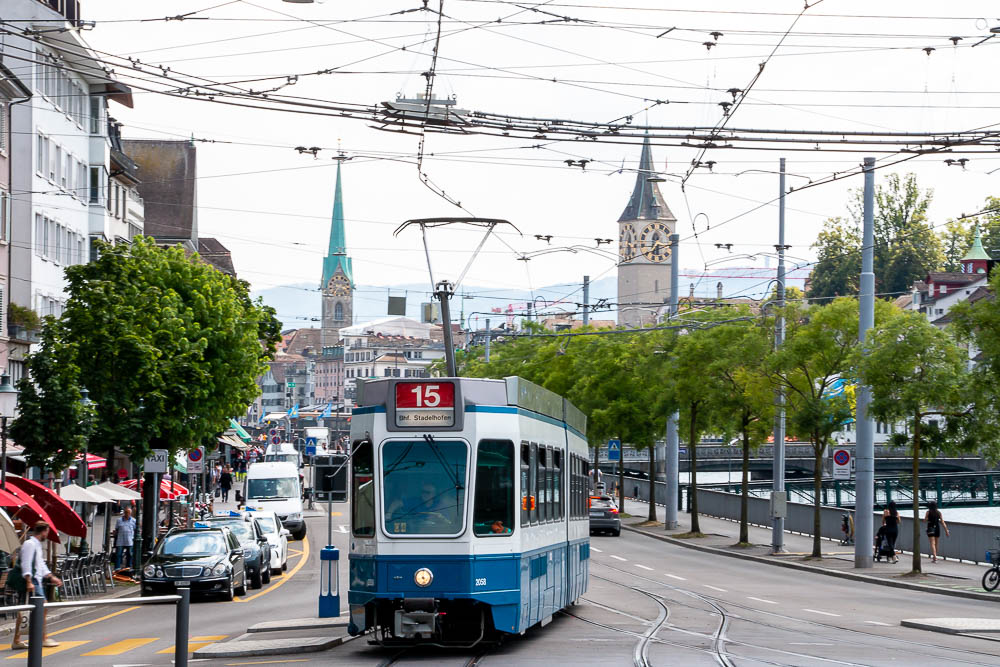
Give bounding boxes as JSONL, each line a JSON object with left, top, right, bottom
{"left": 414, "top": 567, "right": 433, "bottom": 587}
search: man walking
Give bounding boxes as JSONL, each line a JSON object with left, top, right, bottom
{"left": 11, "top": 522, "right": 62, "bottom": 650}
{"left": 219, "top": 466, "right": 233, "bottom": 503}
{"left": 114, "top": 507, "right": 137, "bottom": 571}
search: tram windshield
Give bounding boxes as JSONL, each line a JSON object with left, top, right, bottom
{"left": 382, "top": 440, "right": 467, "bottom": 535}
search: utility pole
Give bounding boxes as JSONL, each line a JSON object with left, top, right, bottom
{"left": 582, "top": 275, "right": 590, "bottom": 326}
{"left": 436, "top": 280, "right": 458, "bottom": 376}
{"left": 484, "top": 318, "right": 491, "bottom": 363}
{"left": 855, "top": 157, "right": 877, "bottom": 568}
{"left": 771, "top": 158, "right": 787, "bottom": 554}
{"left": 664, "top": 232, "right": 680, "bottom": 530}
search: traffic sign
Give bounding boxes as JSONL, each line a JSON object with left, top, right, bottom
{"left": 187, "top": 447, "right": 205, "bottom": 474}
{"left": 305, "top": 445, "right": 317, "bottom": 457}
{"left": 270, "top": 435, "right": 281, "bottom": 445}
{"left": 608, "top": 439, "right": 621, "bottom": 462}
{"left": 268, "top": 429, "right": 277, "bottom": 437}
{"left": 833, "top": 448, "right": 851, "bottom": 480}
{"left": 287, "top": 382, "right": 296, "bottom": 388}
{"left": 144, "top": 449, "right": 168, "bottom": 474}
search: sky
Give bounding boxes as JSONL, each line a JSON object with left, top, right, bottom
{"left": 56, "top": 1, "right": 1000, "bottom": 323}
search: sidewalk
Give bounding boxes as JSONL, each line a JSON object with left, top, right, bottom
{"left": 621, "top": 497, "right": 999, "bottom": 603}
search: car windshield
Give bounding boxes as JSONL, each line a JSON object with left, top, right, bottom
{"left": 248, "top": 477, "right": 298, "bottom": 499}
{"left": 382, "top": 440, "right": 467, "bottom": 535}
{"left": 207, "top": 520, "right": 253, "bottom": 542}
{"left": 590, "top": 498, "right": 615, "bottom": 509}
{"left": 264, "top": 454, "right": 297, "bottom": 464}
{"left": 159, "top": 533, "right": 227, "bottom": 556}
{"left": 253, "top": 517, "right": 277, "bottom": 534}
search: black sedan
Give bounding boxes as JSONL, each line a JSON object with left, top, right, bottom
{"left": 141, "top": 527, "right": 247, "bottom": 600}
{"left": 589, "top": 495, "right": 621, "bottom": 536}
{"left": 198, "top": 516, "right": 272, "bottom": 589}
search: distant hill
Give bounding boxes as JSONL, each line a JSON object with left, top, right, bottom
{"left": 251, "top": 266, "right": 807, "bottom": 330}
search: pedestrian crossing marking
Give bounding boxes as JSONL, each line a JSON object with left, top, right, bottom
{"left": 7, "top": 640, "right": 89, "bottom": 659}
{"left": 82, "top": 637, "right": 158, "bottom": 656}
{"left": 288, "top": 549, "right": 304, "bottom": 556}
{"left": 157, "top": 635, "right": 227, "bottom": 654}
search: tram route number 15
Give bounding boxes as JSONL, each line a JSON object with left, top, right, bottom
{"left": 395, "top": 382, "right": 456, "bottom": 409}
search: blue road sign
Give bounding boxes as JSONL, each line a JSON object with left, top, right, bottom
{"left": 306, "top": 445, "right": 317, "bottom": 457}
{"left": 608, "top": 439, "right": 621, "bottom": 462}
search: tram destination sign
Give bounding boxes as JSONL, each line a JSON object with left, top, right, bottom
{"left": 394, "top": 381, "right": 456, "bottom": 427}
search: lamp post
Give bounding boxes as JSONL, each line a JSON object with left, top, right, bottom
{"left": 77, "top": 388, "right": 93, "bottom": 555}
{"left": 0, "top": 373, "right": 19, "bottom": 490}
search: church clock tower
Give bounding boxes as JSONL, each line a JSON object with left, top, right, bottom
{"left": 321, "top": 162, "right": 354, "bottom": 347}
{"left": 617, "top": 135, "right": 676, "bottom": 327}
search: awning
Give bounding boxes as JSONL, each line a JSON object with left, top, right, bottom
{"left": 229, "top": 419, "right": 253, "bottom": 443}
{"left": 121, "top": 478, "right": 189, "bottom": 500}
{"left": 59, "top": 483, "right": 111, "bottom": 504}
{"left": 72, "top": 453, "right": 107, "bottom": 470}
{"left": 6, "top": 476, "right": 85, "bottom": 539}
{"left": 218, "top": 433, "right": 250, "bottom": 451}
{"left": 93, "top": 481, "right": 142, "bottom": 501}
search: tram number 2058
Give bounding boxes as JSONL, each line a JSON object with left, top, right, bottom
{"left": 475, "top": 578, "right": 487, "bottom": 587}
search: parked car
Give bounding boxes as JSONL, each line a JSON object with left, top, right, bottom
{"left": 589, "top": 495, "right": 621, "bottom": 536}
{"left": 245, "top": 509, "right": 289, "bottom": 575}
{"left": 141, "top": 527, "right": 247, "bottom": 600}
{"left": 200, "top": 516, "right": 272, "bottom": 589}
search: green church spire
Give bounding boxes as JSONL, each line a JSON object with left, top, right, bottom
{"left": 321, "top": 162, "right": 353, "bottom": 287}
{"left": 962, "top": 224, "right": 992, "bottom": 262}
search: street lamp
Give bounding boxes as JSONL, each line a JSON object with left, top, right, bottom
{"left": 77, "top": 388, "right": 93, "bottom": 555}
{"left": 0, "top": 373, "right": 18, "bottom": 489}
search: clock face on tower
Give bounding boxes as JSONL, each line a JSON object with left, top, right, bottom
{"left": 639, "top": 222, "right": 671, "bottom": 262}
{"left": 328, "top": 274, "right": 351, "bottom": 297}
{"left": 619, "top": 223, "right": 637, "bottom": 262}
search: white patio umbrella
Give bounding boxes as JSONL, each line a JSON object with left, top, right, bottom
{"left": 59, "top": 484, "right": 109, "bottom": 504}
{"left": 0, "top": 508, "right": 20, "bottom": 554}
{"left": 93, "top": 481, "right": 141, "bottom": 501}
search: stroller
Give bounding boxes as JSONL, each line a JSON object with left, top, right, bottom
{"left": 873, "top": 526, "right": 895, "bottom": 562}
{"left": 840, "top": 513, "right": 855, "bottom": 546}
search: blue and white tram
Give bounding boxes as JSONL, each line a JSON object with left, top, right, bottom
{"left": 347, "top": 376, "right": 591, "bottom": 645}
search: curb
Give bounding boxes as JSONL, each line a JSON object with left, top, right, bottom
{"left": 247, "top": 617, "right": 350, "bottom": 633}
{"left": 193, "top": 634, "right": 354, "bottom": 658}
{"left": 0, "top": 584, "right": 141, "bottom": 636}
{"left": 623, "top": 524, "right": 1000, "bottom": 604}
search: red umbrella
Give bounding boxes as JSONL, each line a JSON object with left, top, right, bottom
{"left": 72, "top": 453, "right": 107, "bottom": 470}
{"left": 121, "top": 478, "right": 189, "bottom": 499}
{"left": 0, "top": 485, "right": 61, "bottom": 543}
{"left": 5, "top": 476, "right": 86, "bottom": 538}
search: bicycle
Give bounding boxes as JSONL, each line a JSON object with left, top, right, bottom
{"left": 982, "top": 537, "right": 1000, "bottom": 592}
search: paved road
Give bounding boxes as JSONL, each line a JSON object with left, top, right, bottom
{"left": 26, "top": 514, "right": 1000, "bottom": 665}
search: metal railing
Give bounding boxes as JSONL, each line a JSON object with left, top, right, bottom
{"left": 10, "top": 588, "right": 190, "bottom": 667}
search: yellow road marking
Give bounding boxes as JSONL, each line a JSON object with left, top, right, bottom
{"left": 7, "top": 640, "right": 89, "bottom": 659}
{"left": 288, "top": 549, "right": 303, "bottom": 556}
{"left": 157, "top": 635, "right": 227, "bottom": 654}
{"left": 50, "top": 606, "right": 140, "bottom": 636}
{"left": 226, "top": 660, "right": 309, "bottom": 666}
{"left": 330, "top": 511, "right": 342, "bottom": 516}
{"left": 82, "top": 637, "right": 158, "bottom": 656}
{"left": 236, "top": 535, "right": 309, "bottom": 603}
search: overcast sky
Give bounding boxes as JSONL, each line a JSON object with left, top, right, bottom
{"left": 72, "top": 1, "right": 1000, "bottom": 319}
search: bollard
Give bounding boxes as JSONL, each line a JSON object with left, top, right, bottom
{"left": 175, "top": 586, "right": 190, "bottom": 667}
{"left": 27, "top": 596, "right": 44, "bottom": 667}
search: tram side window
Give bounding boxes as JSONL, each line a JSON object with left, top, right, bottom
{"left": 474, "top": 440, "right": 515, "bottom": 536}
{"left": 546, "top": 446, "right": 554, "bottom": 522}
{"left": 554, "top": 450, "right": 562, "bottom": 519}
{"left": 352, "top": 441, "right": 375, "bottom": 537}
{"left": 538, "top": 447, "right": 548, "bottom": 521}
{"left": 520, "top": 443, "right": 530, "bottom": 527}
{"left": 529, "top": 443, "right": 538, "bottom": 525}
{"left": 569, "top": 454, "right": 577, "bottom": 519}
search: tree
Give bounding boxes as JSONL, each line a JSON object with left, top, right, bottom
{"left": 701, "top": 312, "right": 774, "bottom": 544}
{"left": 768, "top": 298, "right": 897, "bottom": 558}
{"left": 972, "top": 196, "right": 1000, "bottom": 258}
{"left": 856, "top": 311, "right": 972, "bottom": 573}
{"left": 939, "top": 219, "right": 975, "bottom": 272}
{"left": 13, "top": 238, "right": 282, "bottom": 469}
{"left": 807, "top": 218, "right": 860, "bottom": 301}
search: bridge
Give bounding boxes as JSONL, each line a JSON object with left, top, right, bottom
{"left": 597, "top": 442, "right": 987, "bottom": 478}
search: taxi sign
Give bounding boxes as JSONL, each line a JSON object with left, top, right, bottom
{"left": 394, "top": 381, "right": 456, "bottom": 428}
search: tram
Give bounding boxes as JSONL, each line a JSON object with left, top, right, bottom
{"left": 347, "top": 376, "right": 590, "bottom": 646}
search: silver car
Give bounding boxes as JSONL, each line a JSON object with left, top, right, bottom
{"left": 589, "top": 495, "right": 621, "bottom": 536}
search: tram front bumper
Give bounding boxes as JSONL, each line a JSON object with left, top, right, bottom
{"left": 393, "top": 598, "right": 437, "bottom": 638}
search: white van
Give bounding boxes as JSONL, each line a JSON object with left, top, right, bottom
{"left": 245, "top": 461, "right": 306, "bottom": 540}
{"left": 263, "top": 442, "right": 301, "bottom": 467}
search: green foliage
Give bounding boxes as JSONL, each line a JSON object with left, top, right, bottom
{"left": 12, "top": 237, "right": 281, "bottom": 468}
{"left": 807, "top": 218, "right": 860, "bottom": 301}
{"left": 7, "top": 303, "right": 41, "bottom": 330}
{"left": 939, "top": 219, "right": 975, "bottom": 272}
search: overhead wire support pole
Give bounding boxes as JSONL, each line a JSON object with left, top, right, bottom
{"left": 772, "top": 157, "right": 787, "bottom": 554}
{"left": 855, "top": 157, "right": 877, "bottom": 569}
{"left": 664, "top": 232, "right": 680, "bottom": 531}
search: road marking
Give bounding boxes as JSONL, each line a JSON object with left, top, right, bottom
{"left": 704, "top": 585, "right": 727, "bottom": 592}
{"left": 157, "top": 636, "right": 227, "bottom": 654}
{"left": 665, "top": 574, "right": 686, "bottom": 581}
{"left": 865, "top": 621, "right": 891, "bottom": 626}
{"left": 634, "top": 564, "right": 654, "bottom": 571}
{"left": 747, "top": 596, "right": 778, "bottom": 605}
{"left": 610, "top": 555, "right": 627, "bottom": 562}
{"left": 83, "top": 638, "right": 158, "bottom": 656}
{"left": 236, "top": 535, "right": 310, "bottom": 603}
{"left": 790, "top": 642, "right": 834, "bottom": 646}
{"left": 590, "top": 547, "right": 603, "bottom": 553}
{"left": 337, "top": 525, "right": 348, "bottom": 533}
{"left": 226, "top": 661, "right": 310, "bottom": 666}
{"left": 329, "top": 511, "right": 342, "bottom": 517}
{"left": 50, "top": 606, "right": 140, "bottom": 636}
{"left": 803, "top": 609, "right": 841, "bottom": 617}
{"left": 7, "top": 640, "right": 89, "bottom": 659}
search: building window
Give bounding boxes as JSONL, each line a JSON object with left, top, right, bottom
{"left": 335, "top": 302, "right": 343, "bottom": 321}
{"left": 0, "top": 103, "right": 6, "bottom": 154}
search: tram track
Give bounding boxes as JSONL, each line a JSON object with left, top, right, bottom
{"left": 375, "top": 646, "right": 492, "bottom": 667}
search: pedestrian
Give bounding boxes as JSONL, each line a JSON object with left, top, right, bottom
{"left": 220, "top": 466, "right": 233, "bottom": 503}
{"left": 10, "top": 522, "right": 63, "bottom": 649}
{"left": 237, "top": 457, "right": 247, "bottom": 481}
{"left": 882, "top": 501, "right": 900, "bottom": 563}
{"left": 923, "top": 501, "right": 950, "bottom": 563}
{"left": 113, "top": 507, "right": 137, "bottom": 570}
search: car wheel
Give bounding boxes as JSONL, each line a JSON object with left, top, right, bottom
{"left": 613, "top": 528, "right": 621, "bottom": 537}
{"left": 235, "top": 571, "right": 247, "bottom": 597}
{"left": 250, "top": 565, "right": 263, "bottom": 589}
{"left": 292, "top": 527, "right": 306, "bottom": 541}
{"left": 221, "top": 576, "right": 235, "bottom": 602}
{"left": 282, "top": 560, "right": 288, "bottom": 572}
{"left": 262, "top": 566, "right": 271, "bottom": 585}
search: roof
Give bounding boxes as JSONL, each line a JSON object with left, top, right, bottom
{"left": 283, "top": 328, "right": 321, "bottom": 356}
{"left": 122, "top": 140, "right": 198, "bottom": 244}
{"left": 321, "top": 163, "right": 353, "bottom": 288}
{"left": 618, "top": 134, "right": 676, "bottom": 223}
{"left": 925, "top": 272, "right": 983, "bottom": 286}
{"left": 0, "top": 63, "right": 31, "bottom": 99}
{"left": 963, "top": 226, "right": 993, "bottom": 262}
{"left": 198, "top": 238, "right": 235, "bottom": 276}
{"left": 340, "top": 316, "right": 432, "bottom": 339}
